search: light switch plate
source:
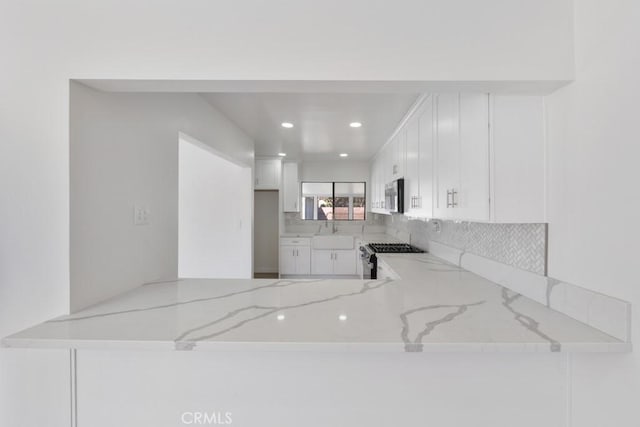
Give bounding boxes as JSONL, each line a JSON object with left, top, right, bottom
{"left": 134, "top": 205, "right": 150, "bottom": 225}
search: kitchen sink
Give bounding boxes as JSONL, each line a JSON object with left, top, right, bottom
{"left": 311, "top": 235, "right": 355, "bottom": 250}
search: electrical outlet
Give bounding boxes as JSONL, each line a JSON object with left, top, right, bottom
{"left": 134, "top": 205, "right": 150, "bottom": 225}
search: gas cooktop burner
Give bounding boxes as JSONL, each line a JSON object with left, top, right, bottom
{"left": 367, "top": 243, "right": 425, "bottom": 254}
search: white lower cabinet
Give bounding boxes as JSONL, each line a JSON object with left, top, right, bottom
{"left": 312, "top": 249, "right": 356, "bottom": 275}
{"left": 280, "top": 238, "right": 310, "bottom": 275}
{"left": 333, "top": 250, "right": 357, "bottom": 275}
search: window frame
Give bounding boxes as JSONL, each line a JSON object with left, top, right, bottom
{"left": 300, "top": 181, "right": 367, "bottom": 221}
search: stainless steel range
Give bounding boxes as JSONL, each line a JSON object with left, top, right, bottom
{"left": 359, "top": 243, "right": 425, "bottom": 279}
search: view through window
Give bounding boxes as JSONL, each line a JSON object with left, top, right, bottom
{"left": 301, "top": 182, "right": 366, "bottom": 220}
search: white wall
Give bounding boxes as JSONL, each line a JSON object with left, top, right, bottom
{"left": 544, "top": 1, "right": 640, "bottom": 425}
{"left": 301, "top": 160, "right": 370, "bottom": 183}
{"left": 178, "top": 136, "right": 252, "bottom": 278}
{"left": 70, "top": 82, "right": 253, "bottom": 311}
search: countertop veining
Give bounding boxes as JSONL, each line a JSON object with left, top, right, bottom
{"left": 3, "top": 249, "right": 629, "bottom": 353}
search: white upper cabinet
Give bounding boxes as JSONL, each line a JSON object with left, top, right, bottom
{"left": 392, "top": 129, "right": 406, "bottom": 179}
{"left": 417, "top": 97, "right": 435, "bottom": 217}
{"left": 458, "top": 93, "right": 490, "bottom": 221}
{"left": 255, "top": 158, "right": 281, "bottom": 190}
{"left": 282, "top": 162, "right": 300, "bottom": 212}
{"left": 489, "top": 95, "right": 546, "bottom": 223}
{"left": 404, "top": 112, "right": 420, "bottom": 214}
{"left": 370, "top": 93, "right": 545, "bottom": 223}
{"left": 371, "top": 145, "right": 391, "bottom": 214}
{"left": 433, "top": 93, "right": 461, "bottom": 219}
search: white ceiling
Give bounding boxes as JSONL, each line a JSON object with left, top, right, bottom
{"left": 201, "top": 92, "right": 419, "bottom": 161}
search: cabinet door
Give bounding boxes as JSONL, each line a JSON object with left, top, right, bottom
{"left": 372, "top": 154, "right": 386, "bottom": 212}
{"left": 387, "top": 137, "right": 397, "bottom": 181}
{"left": 333, "top": 249, "right": 356, "bottom": 275}
{"left": 370, "top": 156, "right": 378, "bottom": 211}
{"left": 255, "top": 159, "right": 281, "bottom": 189}
{"left": 295, "top": 246, "right": 311, "bottom": 275}
{"left": 383, "top": 143, "right": 394, "bottom": 212}
{"left": 376, "top": 155, "right": 385, "bottom": 210}
{"left": 280, "top": 246, "right": 297, "bottom": 275}
{"left": 282, "top": 162, "right": 300, "bottom": 212}
{"left": 394, "top": 129, "right": 406, "bottom": 179}
{"left": 418, "top": 97, "right": 434, "bottom": 217}
{"left": 405, "top": 114, "right": 420, "bottom": 214}
{"left": 434, "top": 94, "right": 460, "bottom": 219}
{"left": 458, "top": 93, "right": 490, "bottom": 221}
{"left": 355, "top": 240, "right": 363, "bottom": 277}
{"left": 311, "top": 250, "right": 333, "bottom": 275}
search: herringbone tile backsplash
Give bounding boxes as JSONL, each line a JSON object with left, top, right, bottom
{"left": 386, "top": 215, "right": 547, "bottom": 275}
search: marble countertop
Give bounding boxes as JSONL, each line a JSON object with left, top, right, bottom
{"left": 280, "top": 232, "right": 400, "bottom": 240}
{"left": 3, "top": 252, "right": 629, "bottom": 353}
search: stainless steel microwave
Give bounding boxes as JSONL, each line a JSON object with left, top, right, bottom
{"left": 384, "top": 178, "right": 405, "bottom": 213}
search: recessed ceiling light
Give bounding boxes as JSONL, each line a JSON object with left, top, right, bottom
{"left": 281, "top": 122, "right": 294, "bottom": 128}
{"left": 278, "top": 152, "right": 287, "bottom": 157}
{"left": 349, "top": 122, "right": 362, "bottom": 128}
{"left": 277, "top": 314, "right": 286, "bottom": 321}
{"left": 339, "top": 153, "right": 348, "bottom": 157}
{"left": 338, "top": 314, "right": 348, "bottom": 321}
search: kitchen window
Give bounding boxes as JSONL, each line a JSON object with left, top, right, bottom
{"left": 301, "top": 182, "right": 366, "bottom": 221}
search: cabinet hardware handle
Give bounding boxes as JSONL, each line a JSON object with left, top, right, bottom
{"left": 446, "top": 189, "right": 452, "bottom": 208}
{"left": 451, "top": 189, "right": 458, "bottom": 208}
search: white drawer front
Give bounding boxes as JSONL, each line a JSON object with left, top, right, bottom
{"left": 280, "top": 238, "right": 311, "bottom": 246}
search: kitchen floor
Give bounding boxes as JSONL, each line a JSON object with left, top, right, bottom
{"left": 253, "top": 272, "right": 279, "bottom": 279}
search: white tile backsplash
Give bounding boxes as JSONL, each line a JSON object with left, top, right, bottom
{"left": 386, "top": 214, "right": 547, "bottom": 275}
{"left": 284, "top": 212, "right": 386, "bottom": 235}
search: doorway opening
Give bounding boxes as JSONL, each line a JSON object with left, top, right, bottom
{"left": 253, "top": 190, "right": 279, "bottom": 278}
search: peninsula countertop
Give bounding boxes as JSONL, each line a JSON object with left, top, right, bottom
{"left": 3, "top": 252, "right": 629, "bottom": 353}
